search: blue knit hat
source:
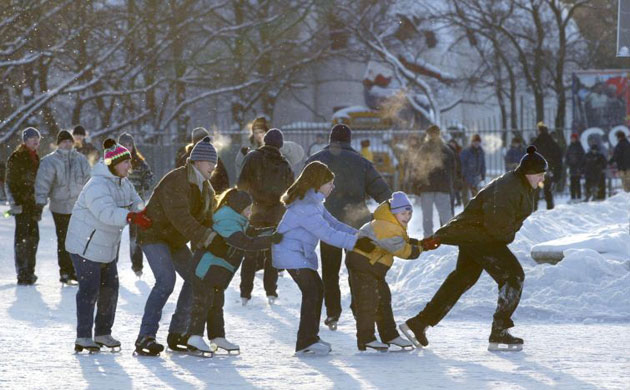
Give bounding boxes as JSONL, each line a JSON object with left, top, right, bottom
{"left": 22, "top": 127, "right": 41, "bottom": 142}
{"left": 264, "top": 128, "right": 284, "bottom": 149}
{"left": 390, "top": 191, "right": 413, "bottom": 214}
{"left": 190, "top": 136, "right": 218, "bottom": 164}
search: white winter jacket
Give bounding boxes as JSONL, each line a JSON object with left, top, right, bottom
{"left": 65, "top": 162, "right": 143, "bottom": 263}
{"left": 35, "top": 149, "right": 91, "bottom": 214}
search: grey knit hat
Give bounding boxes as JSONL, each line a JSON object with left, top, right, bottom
{"left": 191, "top": 127, "right": 210, "bottom": 144}
{"left": 22, "top": 127, "right": 41, "bottom": 142}
{"left": 118, "top": 132, "right": 135, "bottom": 146}
{"left": 190, "top": 136, "right": 218, "bottom": 164}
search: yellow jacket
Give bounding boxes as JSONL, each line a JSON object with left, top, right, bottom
{"left": 353, "top": 201, "right": 421, "bottom": 268}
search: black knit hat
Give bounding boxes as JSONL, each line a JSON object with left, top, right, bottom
{"left": 517, "top": 145, "right": 548, "bottom": 174}
{"left": 330, "top": 124, "right": 352, "bottom": 143}
{"left": 227, "top": 190, "right": 253, "bottom": 214}
{"left": 263, "top": 128, "right": 284, "bottom": 149}
{"left": 72, "top": 125, "right": 86, "bottom": 136}
{"left": 57, "top": 130, "right": 74, "bottom": 145}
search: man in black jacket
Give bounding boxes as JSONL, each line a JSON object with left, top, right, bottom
{"left": 6, "top": 128, "right": 42, "bottom": 285}
{"left": 305, "top": 124, "right": 392, "bottom": 329}
{"left": 400, "top": 146, "right": 547, "bottom": 351}
{"left": 565, "top": 133, "right": 585, "bottom": 202}
{"left": 237, "top": 128, "right": 294, "bottom": 304}
{"left": 532, "top": 122, "right": 563, "bottom": 210}
{"left": 610, "top": 130, "right": 630, "bottom": 192}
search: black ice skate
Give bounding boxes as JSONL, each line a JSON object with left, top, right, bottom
{"left": 399, "top": 319, "right": 429, "bottom": 348}
{"left": 488, "top": 328, "right": 524, "bottom": 352}
{"left": 167, "top": 332, "right": 189, "bottom": 352}
{"left": 94, "top": 335, "right": 121, "bottom": 352}
{"left": 60, "top": 274, "right": 78, "bottom": 286}
{"left": 324, "top": 316, "right": 338, "bottom": 331}
{"left": 134, "top": 336, "right": 164, "bottom": 356}
{"left": 74, "top": 338, "right": 100, "bottom": 354}
{"left": 357, "top": 340, "right": 389, "bottom": 352}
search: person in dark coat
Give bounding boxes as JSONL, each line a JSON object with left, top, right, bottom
{"left": 401, "top": 146, "right": 547, "bottom": 351}
{"left": 72, "top": 125, "right": 100, "bottom": 165}
{"left": 505, "top": 137, "right": 525, "bottom": 172}
{"left": 532, "top": 122, "right": 563, "bottom": 210}
{"left": 609, "top": 130, "right": 630, "bottom": 192}
{"left": 460, "top": 134, "right": 486, "bottom": 206}
{"left": 6, "top": 128, "right": 41, "bottom": 285}
{"left": 176, "top": 127, "right": 230, "bottom": 194}
{"left": 583, "top": 143, "right": 607, "bottom": 201}
{"left": 136, "top": 136, "right": 229, "bottom": 355}
{"left": 565, "top": 133, "right": 585, "bottom": 202}
{"left": 119, "top": 133, "right": 155, "bottom": 276}
{"left": 237, "top": 128, "right": 294, "bottom": 304}
{"left": 305, "top": 124, "right": 392, "bottom": 328}
{"left": 447, "top": 138, "right": 463, "bottom": 208}
{"left": 413, "top": 125, "right": 455, "bottom": 237}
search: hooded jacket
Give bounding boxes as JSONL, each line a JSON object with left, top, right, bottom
{"left": 35, "top": 149, "right": 91, "bottom": 214}
{"left": 65, "top": 162, "right": 143, "bottom": 263}
{"left": 6, "top": 144, "right": 39, "bottom": 212}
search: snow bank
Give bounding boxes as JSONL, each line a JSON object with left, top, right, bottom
{"left": 388, "top": 193, "right": 630, "bottom": 323}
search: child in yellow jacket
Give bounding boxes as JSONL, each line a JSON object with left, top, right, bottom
{"left": 346, "top": 191, "right": 423, "bottom": 351}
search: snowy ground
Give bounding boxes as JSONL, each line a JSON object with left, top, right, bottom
{"left": 1, "top": 194, "right": 629, "bottom": 390}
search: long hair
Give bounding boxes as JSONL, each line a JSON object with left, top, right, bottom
{"left": 214, "top": 187, "right": 238, "bottom": 212}
{"left": 281, "top": 161, "right": 334, "bottom": 206}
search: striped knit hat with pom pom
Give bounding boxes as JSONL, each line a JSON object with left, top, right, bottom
{"left": 103, "top": 138, "right": 131, "bottom": 166}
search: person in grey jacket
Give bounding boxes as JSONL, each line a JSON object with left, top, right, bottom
{"left": 65, "top": 139, "right": 148, "bottom": 353}
{"left": 35, "top": 130, "right": 91, "bottom": 284}
{"left": 305, "top": 124, "right": 392, "bottom": 329}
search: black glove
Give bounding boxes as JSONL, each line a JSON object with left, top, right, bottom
{"left": 408, "top": 238, "right": 420, "bottom": 246}
{"left": 206, "top": 234, "right": 229, "bottom": 258}
{"left": 354, "top": 237, "right": 376, "bottom": 253}
{"left": 271, "top": 232, "right": 283, "bottom": 244}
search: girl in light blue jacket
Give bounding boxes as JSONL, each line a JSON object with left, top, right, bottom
{"left": 273, "top": 161, "right": 376, "bottom": 355}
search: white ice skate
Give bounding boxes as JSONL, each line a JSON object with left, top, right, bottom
{"left": 94, "top": 335, "right": 121, "bottom": 352}
{"left": 186, "top": 335, "right": 216, "bottom": 358}
{"left": 74, "top": 337, "right": 100, "bottom": 354}
{"left": 241, "top": 297, "right": 250, "bottom": 306}
{"left": 267, "top": 296, "right": 276, "bottom": 305}
{"left": 385, "top": 336, "right": 415, "bottom": 351}
{"left": 358, "top": 340, "right": 389, "bottom": 352}
{"left": 211, "top": 337, "right": 240, "bottom": 355}
{"left": 295, "top": 341, "right": 331, "bottom": 356}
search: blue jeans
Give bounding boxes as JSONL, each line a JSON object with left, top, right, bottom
{"left": 70, "top": 254, "right": 119, "bottom": 338}
{"left": 139, "top": 243, "right": 194, "bottom": 338}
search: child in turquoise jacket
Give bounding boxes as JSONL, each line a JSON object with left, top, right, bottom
{"left": 187, "top": 189, "right": 282, "bottom": 355}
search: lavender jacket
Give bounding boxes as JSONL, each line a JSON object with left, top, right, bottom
{"left": 272, "top": 189, "right": 358, "bottom": 270}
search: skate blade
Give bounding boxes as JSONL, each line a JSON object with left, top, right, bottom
{"left": 133, "top": 350, "right": 160, "bottom": 357}
{"left": 398, "top": 324, "right": 422, "bottom": 349}
{"left": 98, "top": 345, "right": 121, "bottom": 353}
{"left": 359, "top": 346, "right": 389, "bottom": 353}
{"left": 216, "top": 347, "right": 240, "bottom": 355}
{"left": 387, "top": 344, "right": 415, "bottom": 352}
{"left": 61, "top": 281, "right": 79, "bottom": 286}
{"left": 488, "top": 342, "right": 523, "bottom": 352}
{"left": 294, "top": 350, "right": 330, "bottom": 357}
{"left": 74, "top": 345, "right": 100, "bottom": 354}
{"left": 187, "top": 347, "right": 214, "bottom": 358}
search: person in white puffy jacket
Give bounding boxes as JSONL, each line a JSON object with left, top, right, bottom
{"left": 65, "top": 139, "right": 149, "bottom": 353}
{"left": 35, "top": 130, "right": 91, "bottom": 284}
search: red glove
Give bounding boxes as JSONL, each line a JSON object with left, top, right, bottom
{"left": 127, "top": 209, "right": 152, "bottom": 230}
{"left": 421, "top": 236, "right": 441, "bottom": 251}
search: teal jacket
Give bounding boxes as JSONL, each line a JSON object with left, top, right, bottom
{"left": 195, "top": 206, "right": 273, "bottom": 281}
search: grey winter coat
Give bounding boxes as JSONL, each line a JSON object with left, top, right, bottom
{"left": 35, "top": 149, "right": 91, "bottom": 214}
{"left": 65, "top": 162, "right": 143, "bottom": 263}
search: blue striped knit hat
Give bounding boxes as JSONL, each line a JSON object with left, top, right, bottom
{"left": 190, "top": 136, "right": 218, "bottom": 164}
{"left": 390, "top": 191, "right": 413, "bottom": 214}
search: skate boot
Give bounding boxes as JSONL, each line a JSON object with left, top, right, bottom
{"left": 399, "top": 318, "right": 429, "bottom": 348}
{"left": 94, "top": 335, "right": 121, "bottom": 352}
{"left": 318, "top": 338, "right": 332, "bottom": 350}
{"left": 324, "top": 316, "right": 339, "bottom": 331}
{"left": 358, "top": 340, "right": 389, "bottom": 352}
{"left": 60, "top": 273, "right": 78, "bottom": 286}
{"left": 488, "top": 328, "right": 523, "bottom": 352}
{"left": 241, "top": 297, "right": 250, "bottom": 306}
{"left": 134, "top": 336, "right": 164, "bottom": 356}
{"left": 385, "top": 336, "right": 415, "bottom": 351}
{"left": 267, "top": 295, "right": 277, "bottom": 305}
{"left": 167, "top": 332, "right": 189, "bottom": 352}
{"left": 295, "top": 341, "right": 331, "bottom": 356}
{"left": 75, "top": 337, "right": 100, "bottom": 353}
{"left": 186, "top": 335, "right": 215, "bottom": 358}
{"left": 211, "top": 337, "right": 240, "bottom": 355}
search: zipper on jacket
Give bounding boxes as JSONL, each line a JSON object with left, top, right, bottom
{"left": 83, "top": 230, "right": 97, "bottom": 255}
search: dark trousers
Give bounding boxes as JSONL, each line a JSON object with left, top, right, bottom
{"left": 190, "top": 277, "right": 226, "bottom": 339}
{"left": 409, "top": 243, "right": 524, "bottom": 331}
{"left": 129, "top": 224, "right": 143, "bottom": 272}
{"left": 52, "top": 212, "right": 74, "bottom": 278}
{"left": 288, "top": 268, "right": 324, "bottom": 351}
{"left": 240, "top": 250, "right": 277, "bottom": 298}
{"left": 14, "top": 212, "right": 39, "bottom": 280}
{"left": 534, "top": 176, "right": 554, "bottom": 210}
{"left": 347, "top": 265, "right": 399, "bottom": 345}
{"left": 569, "top": 176, "right": 582, "bottom": 199}
{"left": 320, "top": 242, "right": 344, "bottom": 319}
{"left": 70, "top": 254, "right": 119, "bottom": 338}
